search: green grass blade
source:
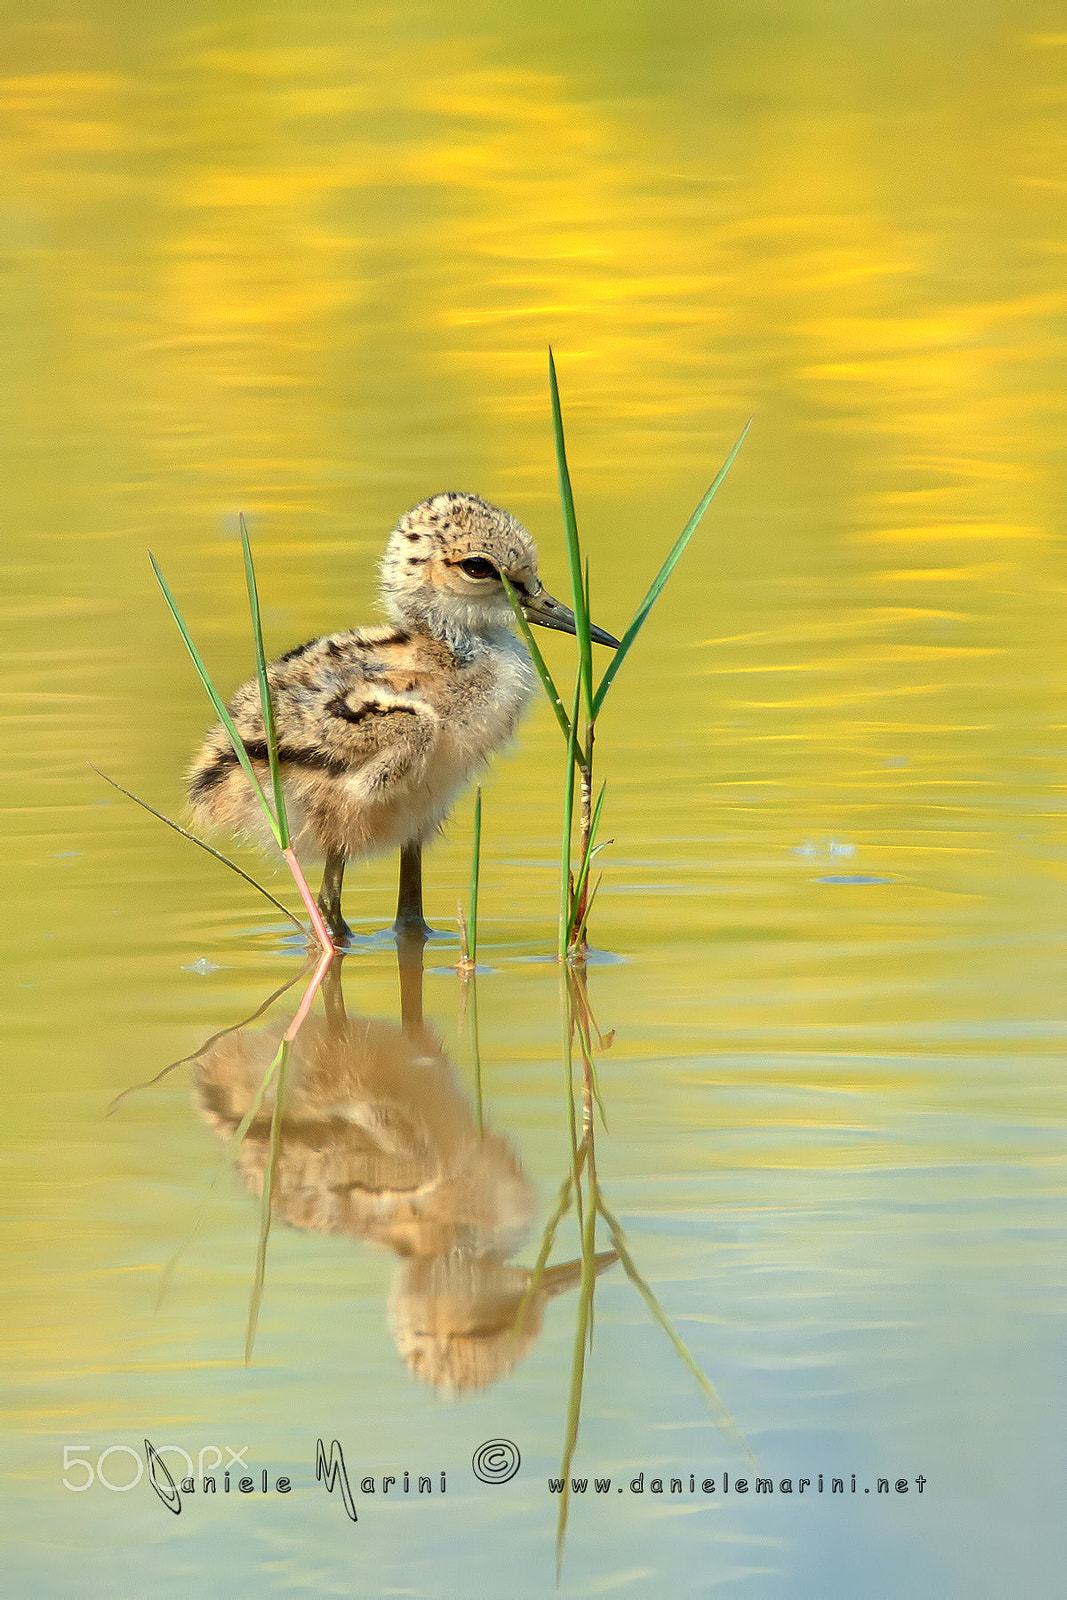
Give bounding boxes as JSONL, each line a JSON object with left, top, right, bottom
{"left": 548, "top": 349, "right": 594, "bottom": 722}
{"left": 468, "top": 787, "right": 482, "bottom": 966}
{"left": 596, "top": 1190, "right": 755, "bottom": 1465}
{"left": 591, "top": 418, "right": 752, "bottom": 718}
{"left": 149, "top": 551, "right": 280, "bottom": 845}
{"left": 559, "top": 673, "right": 582, "bottom": 959}
{"left": 501, "top": 573, "right": 571, "bottom": 742}
{"left": 583, "top": 554, "right": 595, "bottom": 739}
{"left": 566, "top": 781, "right": 607, "bottom": 944}
{"left": 90, "top": 765, "right": 303, "bottom": 931}
{"left": 245, "top": 1037, "right": 290, "bottom": 1363}
{"left": 239, "top": 515, "right": 289, "bottom": 850}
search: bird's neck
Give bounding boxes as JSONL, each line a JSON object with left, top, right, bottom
{"left": 385, "top": 594, "right": 513, "bottom": 663}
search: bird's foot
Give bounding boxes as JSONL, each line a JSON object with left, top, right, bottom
{"left": 318, "top": 903, "right": 353, "bottom": 948}
{"left": 391, "top": 913, "right": 436, "bottom": 942}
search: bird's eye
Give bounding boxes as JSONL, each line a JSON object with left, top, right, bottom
{"left": 459, "top": 557, "right": 498, "bottom": 580}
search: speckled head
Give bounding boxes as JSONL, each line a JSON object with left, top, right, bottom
{"left": 379, "top": 491, "right": 619, "bottom": 650}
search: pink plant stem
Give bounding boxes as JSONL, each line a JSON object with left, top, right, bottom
{"left": 284, "top": 945, "right": 334, "bottom": 1042}
{"left": 282, "top": 846, "right": 334, "bottom": 953}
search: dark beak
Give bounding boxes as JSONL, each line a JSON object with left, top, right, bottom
{"left": 521, "top": 587, "right": 620, "bottom": 649}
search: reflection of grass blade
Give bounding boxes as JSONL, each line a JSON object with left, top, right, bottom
{"left": 555, "top": 1167, "right": 599, "bottom": 1583}
{"left": 456, "top": 791, "right": 481, "bottom": 977}
{"left": 596, "top": 1191, "right": 755, "bottom": 1465}
{"left": 548, "top": 349, "right": 594, "bottom": 722}
{"left": 90, "top": 765, "right": 303, "bottom": 932}
{"left": 157, "top": 953, "right": 330, "bottom": 1310}
{"left": 149, "top": 552, "right": 278, "bottom": 842}
{"left": 591, "top": 419, "right": 752, "bottom": 718}
{"left": 511, "top": 1155, "right": 584, "bottom": 1341}
{"left": 245, "top": 1038, "right": 290, "bottom": 1363}
{"left": 570, "top": 984, "right": 608, "bottom": 1132}
{"left": 239, "top": 515, "right": 289, "bottom": 850}
{"left": 501, "top": 573, "right": 571, "bottom": 742}
{"left": 559, "top": 674, "right": 582, "bottom": 960}
{"left": 469, "top": 975, "right": 483, "bottom": 1138}
{"left": 157, "top": 1040, "right": 286, "bottom": 1310}
{"left": 106, "top": 964, "right": 309, "bottom": 1117}
{"left": 560, "top": 967, "right": 584, "bottom": 1236}
{"left": 566, "top": 782, "right": 607, "bottom": 944}
{"left": 468, "top": 787, "right": 481, "bottom": 965}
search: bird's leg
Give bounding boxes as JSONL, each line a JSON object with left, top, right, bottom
{"left": 317, "top": 850, "right": 352, "bottom": 945}
{"left": 394, "top": 840, "right": 432, "bottom": 940}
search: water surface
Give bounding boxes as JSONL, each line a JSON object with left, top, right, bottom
{"left": 3, "top": 4, "right": 1065, "bottom": 1596}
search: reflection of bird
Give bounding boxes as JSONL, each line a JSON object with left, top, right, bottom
{"left": 193, "top": 957, "right": 616, "bottom": 1394}
{"left": 390, "top": 1250, "right": 617, "bottom": 1395}
{"left": 188, "top": 492, "right": 618, "bottom": 942}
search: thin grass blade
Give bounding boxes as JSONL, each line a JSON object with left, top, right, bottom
{"left": 468, "top": 786, "right": 482, "bottom": 965}
{"left": 548, "top": 349, "right": 594, "bottom": 721}
{"left": 591, "top": 419, "right": 752, "bottom": 717}
{"left": 149, "top": 552, "right": 279, "bottom": 844}
{"left": 90, "top": 766, "right": 303, "bottom": 931}
{"left": 501, "top": 573, "right": 571, "bottom": 741}
{"left": 559, "top": 673, "right": 582, "bottom": 959}
{"left": 239, "top": 515, "right": 289, "bottom": 850}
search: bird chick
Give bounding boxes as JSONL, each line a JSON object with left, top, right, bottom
{"left": 187, "top": 491, "right": 618, "bottom": 942}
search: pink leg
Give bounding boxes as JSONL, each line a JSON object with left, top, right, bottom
{"left": 282, "top": 846, "right": 336, "bottom": 953}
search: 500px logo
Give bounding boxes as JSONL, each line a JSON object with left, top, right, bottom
{"left": 62, "top": 1443, "right": 263, "bottom": 1493}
